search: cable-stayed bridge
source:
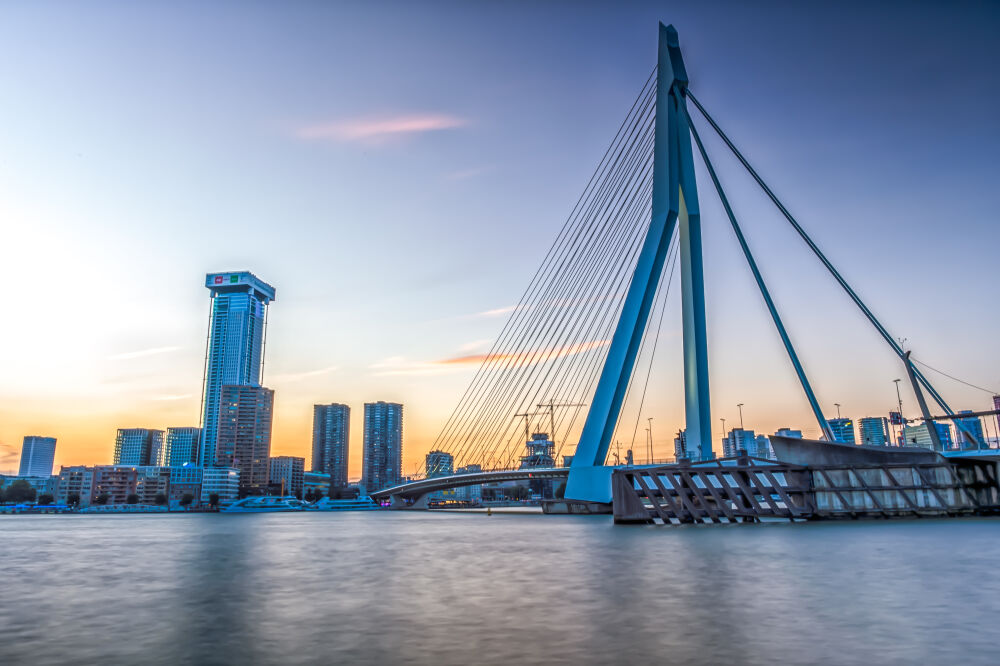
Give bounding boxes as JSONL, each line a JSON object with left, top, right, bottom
{"left": 371, "top": 23, "right": 991, "bottom": 510}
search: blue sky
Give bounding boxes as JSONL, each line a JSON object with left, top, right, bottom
{"left": 1, "top": 1, "right": 998, "bottom": 475}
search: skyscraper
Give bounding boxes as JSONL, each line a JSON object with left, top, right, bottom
{"left": 858, "top": 417, "right": 890, "bottom": 446}
{"left": 199, "top": 271, "right": 276, "bottom": 467}
{"left": 18, "top": 436, "right": 57, "bottom": 477}
{"left": 827, "top": 418, "right": 856, "bottom": 444}
{"left": 216, "top": 385, "right": 274, "bottom": 495}
{"left": 113, "top": 429, "right": 165, "bottom": 466}
{"left": 425, "top": 450, "right": 454, "bottom": 478}
{"left": 165, "top": 427, "right": 201, "bottom": 466}
{"left": 362, "top": 401, "right": 403, "bottom": 493}
{"left": 312, "top": 403, "right": 350, "bottom": 487}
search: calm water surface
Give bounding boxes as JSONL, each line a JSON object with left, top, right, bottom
{"left": 1, "top": 512, "right": 998, "bottom": 665}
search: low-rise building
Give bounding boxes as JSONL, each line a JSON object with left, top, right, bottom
{"left": 91, "top": 466, "right": 139, "bottom": 505}
{"left": 55, "top": 466, "right": 95, "bottom": 506}
{"left": 269, "top": 456, "right": 305, "bottom": 497}
{"left": 902, "top": 422, "right": 954, "bottom": 451}
{"left": 201, "top": 467, "right": 240, "bottom": 505}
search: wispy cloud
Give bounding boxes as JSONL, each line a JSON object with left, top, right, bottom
{"left": 458, "top": 338, "right": 493, "bottom": 353}
{"left": 370, "top": 340, "right": 609, "bottom": 377}
{"left": 297, "top": 113, "right": 466, "bottom": 143}
{"left": 150, "top": 394, "right": 192, "bottom": 401}
{"left": 477, "top": 305, "right": 519, "bottom": 318}
{"left": 270, "top": 365, "right": 339, "bottom": 383}
{"left": 107, "top": 346, "right": 181, "bottom": 361}
{"left": 446, "top": 166, "right": 491, "bottom": 180}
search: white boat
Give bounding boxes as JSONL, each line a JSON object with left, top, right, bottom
{"left": 309, "top": 496, "right": 380, "bottom": 511}
{"left": 222, "top": 496, "right": 309, "bottom": 513}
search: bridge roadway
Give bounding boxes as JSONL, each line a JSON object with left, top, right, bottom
{"left": 370, "top": 468, "right": 570, "bottom": 509}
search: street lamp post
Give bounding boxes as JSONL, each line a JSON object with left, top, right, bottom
{"left": 834, "top": 403, "right": 842, "bottom": 419}
{"left": 737, "top": 403, "right": 745, "bottom": 430}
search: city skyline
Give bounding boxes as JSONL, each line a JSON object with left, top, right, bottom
{"left": 2, "top": 2, "right": 999, "bottom": 479}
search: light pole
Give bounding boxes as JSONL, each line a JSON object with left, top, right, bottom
{"left": 834, "top": 403, "right": 842, "bottom": 419}
{"left": 648, "top": 417, "right": 654, "bottom": 462}
{"left": 893, "top": 378, "right": 904, "bottom": 445}
{"left": 737, "top": 403, "right": 745, "bottom": 430}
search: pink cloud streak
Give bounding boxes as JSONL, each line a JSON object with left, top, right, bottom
{"left": 297, "top": 113, "right": 467, "bottom": 142}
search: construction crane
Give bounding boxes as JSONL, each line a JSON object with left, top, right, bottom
{"left": 536, "top": 400, "right": 587, "bottom": 451}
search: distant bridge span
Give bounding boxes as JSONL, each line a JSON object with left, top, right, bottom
{"left": 370, "top": 468, "right": 569, "bottom": 509}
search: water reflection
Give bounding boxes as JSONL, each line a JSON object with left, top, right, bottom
{"left": 1, "top": 513, "right": 998, "bottom": 665}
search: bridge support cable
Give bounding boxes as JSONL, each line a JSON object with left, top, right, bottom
{"left": 611, "top": 234, "right": 680, "bottom": 462}
{"left": 457, "top": 127, "right": 655, "bottom": 469}
{"left": 429, "top": 82, "right": 655, "bottom": 464}
{"left": 487, "top": 169, "right": 659, "bottom": 468}
{"left": 687, "top": 117, "right": 836, "bottom": 442}
{"left": 428, "top": 78, "right": 660, "bottom": 474}
{"left": 684, "top": 90, "right": 959, "bottom": 420}
{"left": 482, "top": 168, "right": 657, "bottom": 470}
{"left": 429, "top": 81, "right": 657, "bottom": 471}
{"left": 466, "top": 131, "right": 657, "bottom": 469}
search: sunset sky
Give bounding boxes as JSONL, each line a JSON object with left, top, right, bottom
{"left": 2, "top": 1, "right": 999, "bottom": 478}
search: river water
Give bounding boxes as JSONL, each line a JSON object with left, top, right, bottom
{"left": 1, "top": 512, "right": 998, "bottom": 665}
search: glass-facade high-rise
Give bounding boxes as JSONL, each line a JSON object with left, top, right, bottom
{"left": 312, "top": 403, "right": 350, "bottom": 488}
{"left": 18, "top": 436, "right": 57, "bottom": 477}
{"left": 199, "top": 271, "right": 276, "bottom": 467}
{"left": 114, "top": 429, "right": 165, "bottom": 466}
{"left": 827, "top": 418, "right": 856, "bottom": 444}
{"left": 165, "top": 427, "right": 201, "bottom": 466}
{"left": 858, "top": 417, "right": 890, "bottom": 446}
{"left": 362, "top": 402, "right": 403, "bottom": 493}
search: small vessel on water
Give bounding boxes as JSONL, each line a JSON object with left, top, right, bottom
{"left": 222, "top": 496, "right": 309, "bottom": 513}
{"left": 308, "top": 495, "right": 380, "bottom": 511}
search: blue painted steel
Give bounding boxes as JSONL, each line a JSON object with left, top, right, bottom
{"left": 566, "top": 23, "right": 710, "bottom": 501}
{"left": 688, "top": 118, "right": 835, "bottom": 442}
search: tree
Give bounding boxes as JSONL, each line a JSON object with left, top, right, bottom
{"left": 304, "top": 490, "right": 315, "bottom": 502}
{"left": 179, "top": 493, "right": 194, "bottom": 509}
{"left": 94, "top": 493, "right": 110, "bottom": 505}
{"left": 126, "top": 493, "right": 140, "bottom": 505}
{"left": 37, "top": 493, "right": 54, "bottom": 506}
{"left": 555, "top": 482, "right": 566, "bottom": 499}
{"left": 67, "top": 492, "right": 81, "bottom": 507}
{"left": 154, "top": 493, "right": 168, "bottom": 506}
{"left": 313, "top": 490, "right": 324, "bottom": 501}
{"left": 4, "top": 480, "right": 37, "bottom": 504}
{"left": 209, "top": 493, "right": 220, "bottom": 508}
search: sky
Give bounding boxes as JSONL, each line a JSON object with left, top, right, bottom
{"left": 1, "top": 1, "right": 999, "bottom": 478}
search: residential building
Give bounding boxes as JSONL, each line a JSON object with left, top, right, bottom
{"left": 91, "top": 466, "right": 139, "bottom": 505}
{"left": 165, "top": 427, "right": 201, "bottom": 466}
{"left": 858, "top": 417, "right": 890, "bottom": 446}
{"left": 954, "top": 410, "right": 986, "bottom": 449}
{"left": 827, "top": 418, "right": 856, "bottom": 444}
{"left": 199, "top": 271, "right": 276, "bottom": 467}
{"left": 721, "top": 428, "right": 757, "bottom": 457}
{"left": 216, "top": 385, "right": 274, "bottom": 495}
{"left": 672, "top": 429, "right": 702, "bottom": 461}
{"left": 55, "top": 466, "right": 95, "bottom": 506}
{"left": 312, "top": 403, "right": 350, "bottom": 488}
{"left": 303, "top": 471, "right": 331, "bottom": 498}
{"left": 753, "top": 434, "right": 773, "bottom": 459}
{"left": 425, "top": 450, "right": 454, "bottom": 478}
{"left": 18, "top": 436, "right": 57, "bottom": 477}
{"left": 113, "top": 429, "right": 165, "bottom": 466}
{"left": 167, "top": 466, "right": 204, "bottom": 509}
{"left": 0, "top": 475, "right": 58, "bottom": 499}
{"left": 362, "top": 401, "right": 403, "bottom": 493}
{"left": 201, "top": 467, "right": 240, "bottom": 505}
{"left": 270, "top": 456, "right": 305, "bottom": 497}
{"left": 774, "top": 428, "right": 803, "bottom": 439}
{"left": 902, "top": 422, "right": 954, "bottom": 451}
